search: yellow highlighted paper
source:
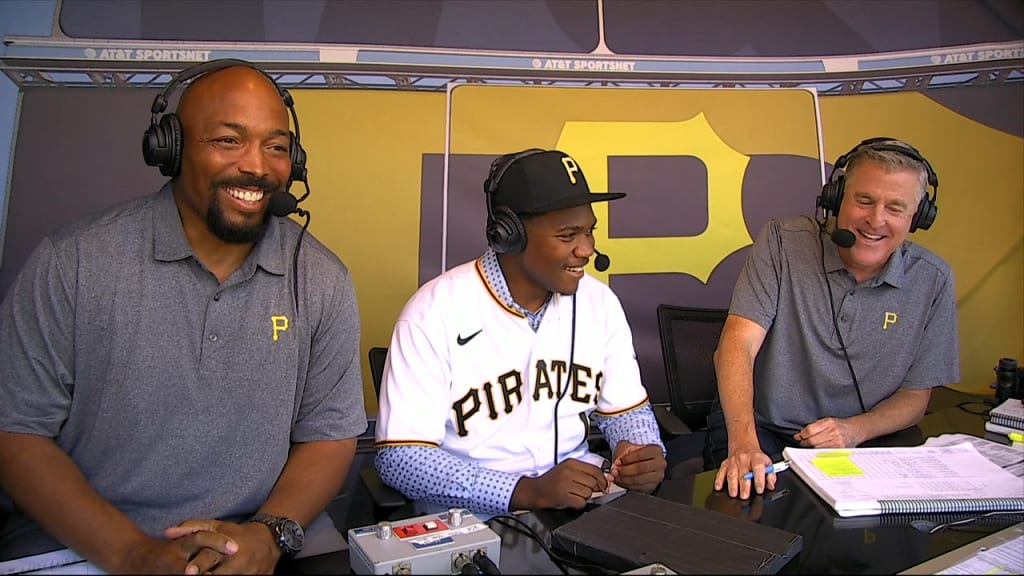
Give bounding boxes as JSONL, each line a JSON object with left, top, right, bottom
{"left": 811, "top": 451, "right": 865, "bottom": 477}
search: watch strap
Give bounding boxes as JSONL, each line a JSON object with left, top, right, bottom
{"left": 248, "top": 512, "right": 303, "bottom": 557}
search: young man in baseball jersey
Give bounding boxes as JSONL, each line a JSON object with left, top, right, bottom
{"left": 374, "top": 149, "right": 666, "bottom": 515}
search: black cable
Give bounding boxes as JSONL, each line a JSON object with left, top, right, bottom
{"left": 293, "top": 168, "right": 310, "bottom": 205}
{"left": 957, "top": 400, "right": 994, "bottom": 416}
{"left": 819, "top": 225, "right": 867, "bottom": 413}
{"left": 472, "top": 550, "right": 501, "bottom": 575}
{"left": 486, "top": 515, "right": 612, "bottom": 575}
{"left": 927, "top": 511, "right": 1024, "bottom": 534}
{"left": 486, "top": 515, "right": 568, "bottom": 575}
{"left": 553, "top": 294, "right": 578, "bottom": 467}
{"left": 290, "top": 208, "right": 310, "bottom": 313}
{"left": 485, "top": 515, "right": 537, "bottom": 540}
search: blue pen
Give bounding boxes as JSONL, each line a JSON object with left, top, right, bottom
{"left": 743, "top": 460, "right": 790, "bottom": 481}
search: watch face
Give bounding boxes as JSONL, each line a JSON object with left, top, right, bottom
{"left": 280, "top": 519, "right": 304, "bottom": 553}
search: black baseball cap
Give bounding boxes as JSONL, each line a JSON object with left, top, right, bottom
{"left": 491, "top": 149, "right": 626, "bottom": 214}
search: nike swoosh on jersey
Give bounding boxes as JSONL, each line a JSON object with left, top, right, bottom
{"left": 457, "top": 329, "right": 483, "bottom": 346}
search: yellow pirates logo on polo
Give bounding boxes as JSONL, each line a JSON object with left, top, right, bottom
{"left": 271, "top": 315, "right": 289, "bottom": 341}
{"left": 883, "top": 312, "right": 898, "bottom": 330}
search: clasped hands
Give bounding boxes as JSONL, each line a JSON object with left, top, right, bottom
{"left": 512, "top": 441, "right": 666, "bottom": 511}
{"left": 128, "top": 518, "right": 279, "bottom": 575}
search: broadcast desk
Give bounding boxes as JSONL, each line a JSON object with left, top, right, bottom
{"left": 282, "top": 387, "right": 1020, "bottom": 575}
{"left": 4, "top": 388, "right": 1018, "bottom": 574}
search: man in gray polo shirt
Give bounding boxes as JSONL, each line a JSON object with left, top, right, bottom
{"left": 705, "top": 138, "right": 959, "bottom": 499}
{"left": 0, "top": 61, "right": 366, "bottom": 573}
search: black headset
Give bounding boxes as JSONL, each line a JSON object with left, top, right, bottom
{"left": 818, "top": 137, "right": 939, "bottom": 233}
{"left": 483, "top": 148, "right": 546, "bottom": 254}
{"left": 142, "top": 58, "right": 307, "bottom": 187}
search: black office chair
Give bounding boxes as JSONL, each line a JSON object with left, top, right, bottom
{"left": 359, "top": 346, "right": 408, "bottom": 510}
{"left": 656, "top": 304, "right": 729, "bottom": 433}
{"left": 653, "top": 305, "right": 728, "bottom": 476}
{"left": 368, "top": 346, "right": 388, "bottom": 396}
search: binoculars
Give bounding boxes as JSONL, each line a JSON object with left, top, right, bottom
{"left": 992, "top": 358, "right": 1024, "bottom": 402}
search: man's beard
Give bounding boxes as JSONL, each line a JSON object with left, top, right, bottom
{"left": 206, "top": 176, "right": 277, "bottom": 244}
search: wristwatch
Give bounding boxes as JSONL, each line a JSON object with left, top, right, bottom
{"left": 248, "top": 513, "right": 304, "bottom": 557}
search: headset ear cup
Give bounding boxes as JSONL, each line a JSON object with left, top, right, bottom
{"left": 487, "top": 206, "right": 526, "bottom": 254}
{"left": 910, "top": 196, "right": 937, "bottom": 232}
{"left": 141, "top": 113, "right": 181, "bottom": 177}
{"left": 819, "top": 172, "right": 845, "bottom": 217}
{"left": 169, "top": 114, "right": 183, "bottom": 178}
{"left": 162, "top": 113, "right": 183, "bottom": 178}
{"left": 289, "top": 132, "right": 307, "bottom": 183}
{"left": 142, "top": 123, "right": 164, "bottom": 170}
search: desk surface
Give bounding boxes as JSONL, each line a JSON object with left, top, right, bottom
{"left": 5, "top": 388, "right": 1018, "bottom": 575}
{"left": 327, "top": 389, "right": 1020, "bottom": 575}
{"left": 490, "top": 404, "right": 1018, "bottom": 575}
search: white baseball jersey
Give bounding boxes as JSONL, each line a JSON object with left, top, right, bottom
{"left": 375, "top": 256, "right": 651, "bottom": 476}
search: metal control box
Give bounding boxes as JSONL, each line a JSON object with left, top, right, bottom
{"left": 348, "top": 509, "right": 501, "bottom": 575}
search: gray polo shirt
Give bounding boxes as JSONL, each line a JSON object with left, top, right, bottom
{"left": 0, "top": 184, "right": 366, "bottom": 540}
{"left": 731, "top": 216, "right": 959, "bottom": 434}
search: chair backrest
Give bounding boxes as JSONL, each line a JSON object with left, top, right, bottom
{"left": 656, "top": 305, "right": 729, "bottom": 431}
{"left": 368, "top": 346, "right": 388, "bottom": 396}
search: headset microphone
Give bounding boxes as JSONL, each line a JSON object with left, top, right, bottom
{"left": 593, "top": 249, "right": 611, "bottom": 272}
{"left": 269, "top": 191, "right": 304, "bottom": 217}
{"left": 830, "top": 228, "right": 856, "bottom": 249}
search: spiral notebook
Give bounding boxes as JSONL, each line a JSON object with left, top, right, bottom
{"left": 782, "top": 443, "right": 1024, "bottom": 517}
{"left": 989, "top": 399, "right": 1024, "bottom": 431}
